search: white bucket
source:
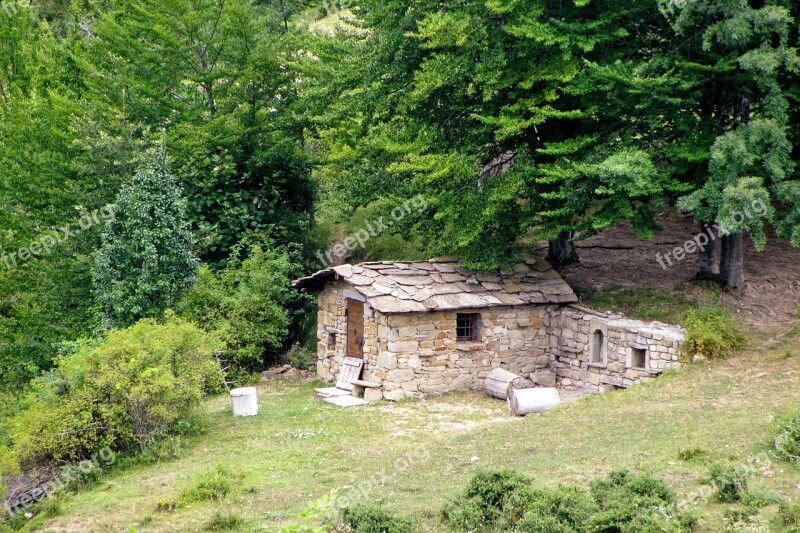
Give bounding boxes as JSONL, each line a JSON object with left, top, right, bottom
{"left": 230, "top": 387, "right": 259, "bottom": 417}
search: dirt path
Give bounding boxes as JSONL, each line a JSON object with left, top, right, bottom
{"left": 546, "top": 210, "right": 800, "bottom": 326}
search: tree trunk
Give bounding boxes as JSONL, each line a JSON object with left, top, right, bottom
{"left": 720, "top": 233, "right": 745, "bottom": 289}
{"left": 507, "top": 388, "right": 561, "bottom": 417}
{"left": 697, "top": 223, "right": 720, "bottom": 279}
{"left": 547, "top": 231, "right": 578, "bottom": 266}
{"left": 484, "top": 368, "right": 532, "bottom": 400}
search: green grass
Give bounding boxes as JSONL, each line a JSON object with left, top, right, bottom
{"left": 28, "top": 324, "right": 800, "bottom": 532}
{"left": 574, "top": 286, "right": 721, "bottom": 325}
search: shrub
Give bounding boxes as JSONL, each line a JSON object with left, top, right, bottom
{"left": 13, "top": 316, "right": 222, "bottom": 468}
{"left": 278, "top": 490, "right": 338, "bottom": 533}
{"left": 723, "top": 504, "right": 759, "bottom": 530}
{"left": 338, "top": 504, "right": 416, "bottom": 533}
{"left": 287, "top": 344, "right": 317, "bottom": 371}
{"left": 180, "top": 465, "right": 241, "bottom": 504}
{"left": 179, "top": 245, "right": 296, "bottom": 372}
{"left": 681, "top": 307, "right": 745, "bottom": 360}
{"left": 442, "top": 469, "right": 692, "bottom": 532}
{"left": 707, "top": 464, "right": 749, "bottom": 503}
{"left": 204, "top": 509, "right": 245, "bottom": 531}
{"left": 507, "top": 485, "right": 595, "bottom": 531}
{"left": 775, "top": 413, "right": 800, "bottom": 464}
{"left": 677, "top": 447, "right": 707, "bottom": 461}
{"left": 776, "top": 501, "right": 800, "bottom": 532}
{"left": 441, "top": 470, "right": 531, "bottom": 530}
{"left": 588, "top": 469, "right": 680, "bottom": 531}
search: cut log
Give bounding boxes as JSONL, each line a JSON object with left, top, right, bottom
{"left": 484, "top": 368, "right": 533, "bottom": 400}
{"left": 508, "top": 388, "right": 561, "bottom": 417}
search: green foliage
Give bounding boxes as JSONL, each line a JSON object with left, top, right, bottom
{"left": 723, "top": 504, "right": 760, "bottom": 531}
{"left": 0, "top": 443, "right": 15, "bottom": 501}
{"left": 682, "top": 307, "right": 746, "bottom": 361}
{"left": 588, "top": 469, "right": 684, "bottom": 532}
{"left": 93, "top": 150, "right": 198, "bottom": 328}
{"left": 575, "top": 287, "right": 701, "bottom": 325}
{"left": 441, "top": 469, "right": 530, "bottom": 530}
{"left": 179, "top": 244, "right": 297, "bottom": 371}
{"left": 89, "top": 0, "right": 316, "bottom": 263}
{"left": 286, "top": 345, "right": 317, "bottom": 371}
{"left": 441, "top": 469, "right": 692, "bottom": 532}
{"left": 774, "top": 411, "right": 800, "bottom": 464}
{"left": 180, "top": 465, "right": 242, "bottom": 504}
{"left": 337, "top": 504, "right": 416, "bottom": 533}
{"left": 706, "top": 464, "right": 750, "bottom": 503}
{"left": 776, "top": 501, "right": 800, "bottom": 532}
{"left": 12, "top": 316, "right": 222, "bottom": 468}
{"left": 204, "top": 509, "right": 245, "bottom": 531}
{"left": 677, "top": 447, "right": 707, "bottom": 461}
{"left": 277, "top": 489, "right": 339, "bottom": 533}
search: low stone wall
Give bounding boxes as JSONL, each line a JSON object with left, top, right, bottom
{"left": 550, "top": 306, "right": 684, "bottom": 393}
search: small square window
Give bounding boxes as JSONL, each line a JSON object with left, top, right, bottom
{"left": 457, "top": 313, "right": 479, "bottom": 342}
{"left": 630, "top": 348, "right": 647, "bottom": 369}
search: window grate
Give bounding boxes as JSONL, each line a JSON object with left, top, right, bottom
{"left": 457, "top": 313, "right": 479, "bottom": 342}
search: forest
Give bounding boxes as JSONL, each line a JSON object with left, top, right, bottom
{"left": 0, "top": 0, "right": 799, "bottom": 531}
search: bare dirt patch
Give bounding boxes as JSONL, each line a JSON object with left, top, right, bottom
{"left": 378, "top": 389, "right": 588, "bottom": 436}
{"left": 549, "top": 210, "right": 800, "bottom": 326}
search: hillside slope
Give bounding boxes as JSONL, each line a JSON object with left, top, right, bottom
{"left": 33, "top": 326, "right": 800, "bottom": 532}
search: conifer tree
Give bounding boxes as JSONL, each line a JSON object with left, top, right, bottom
{"left": 93, "top": 149, "right": 198, "bottom": 328}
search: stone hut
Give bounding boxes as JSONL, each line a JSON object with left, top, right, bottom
{"left": 292, "top": 256, "right": 684, "bottom": 401}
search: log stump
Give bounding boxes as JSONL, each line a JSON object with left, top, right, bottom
{"left": 484, "top": 368, "right": 534, "bottom": 400}
{"left": 508, "top": 388, "right": 561, "bottom": 417}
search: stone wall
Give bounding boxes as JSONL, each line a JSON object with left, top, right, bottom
{"left": 373, "top": 307, "right": 551, "bottom": 401}
{"left": 315, "top": 282, "right": 685, "bottom": 400}
{"left": 549, "top": 306, "right": 684, "bottom": 393}
{"left": 316, "top": 281, "right": 381, "bottom": 383}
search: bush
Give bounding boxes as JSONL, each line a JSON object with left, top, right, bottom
{"left": 204, "top": 510, "right": 245, "bottom": 531}
{"left": 12, "top": 316, "right": 222, "bottom": 468}
{"left": 179, "top": 245, "right": 296, "bottom": 373}
{"left": 441, "top": 469, "right": 692, "bottom": 532}
{"left": 681, "top": 307, "right": 745, "bottom": 360}
{"left": 775, "top": 413, "right": 800, "bottom": 464}
{"left": 677, "top": 447, "right": 707, "bottom": 461}
{"left": 776, "top": 501, "right": 800, "bottom": 532}
{"left": 590, "top": 469, "right": 694, "bottom": 532}
{"left": 707, "top": 464, "right": 749, "bottom": 503}
{"left": 337, "top": 504, "right": 416, "bottom": 533}
{"left": 507, "top": 485, "right": 595, "bottom": 531}
{"left": 180, "top": 465, "right": 241, "bottom": 504}
{"left": 441, "top": 470, "right": 531, "bottom": 530}
{"left": 723, "top": 504, "right": 759, "bottom": 530}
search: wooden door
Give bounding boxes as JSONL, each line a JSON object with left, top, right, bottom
{"left": 346, "top": 300, "right": 364, "bottom": 359}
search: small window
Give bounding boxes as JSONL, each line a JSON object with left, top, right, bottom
{"left": 591, "top": 330, "right": 605, "bottom": 363}
{"left": 630, "top": 348, "right": 647, "bottom": 369}
{"left": 327, "top": 332, "right": 337, "bottom": 351}
{"left": 457, "top": 313, "right": 479, "bottom": 342}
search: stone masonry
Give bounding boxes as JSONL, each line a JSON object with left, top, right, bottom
{"left": 299, "top": 258, "right": 685, "bottom": 401}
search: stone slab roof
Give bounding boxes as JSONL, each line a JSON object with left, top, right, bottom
{"left": 291, "top": 256, "right": 578, "bottom": 314}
